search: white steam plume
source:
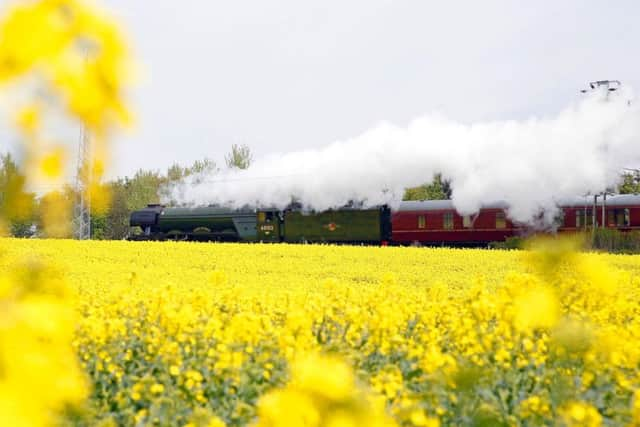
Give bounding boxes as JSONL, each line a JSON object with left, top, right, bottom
{"left": 165, "top": 88, "right": 640, "bottom": 224}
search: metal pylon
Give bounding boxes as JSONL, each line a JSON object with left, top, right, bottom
{"left": 73, "top": 125, "right": 91, "bottom": 239}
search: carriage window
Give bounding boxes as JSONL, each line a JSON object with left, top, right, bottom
{"left": 496, "top": 212, "right": 506, "bottom": 229}
{"left": 607, "top": 210, "right": 615, "bottom": 227}
{"left": 417, "top": 215, "right": 426, "bottom": 229}
{"left": 443, "top": 212, "right": 454, "bottom": 230}
{"left": 614, "top": 208, "right": 630, "bottom": 227}
{"left": 577, "top": 209, "right": 593, "bottom": 228}
{"left": 258, "top": 212, "right": 266, "bottom": 222}
{"left": 463, "top": 215, "right": 472, "bottom": 228}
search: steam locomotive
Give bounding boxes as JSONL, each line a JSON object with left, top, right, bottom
{"left": 129, "top": 194, "right": 640, "bottom": 246}
{"left": 129, "top": 204, "right": 392, "bottom": 244}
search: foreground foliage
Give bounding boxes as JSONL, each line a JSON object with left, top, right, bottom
{"left": 1, "top": 239, "right": 640, "bottom": 426}
{"left": 492, "top": 230, "right": 640, "bottom": 254}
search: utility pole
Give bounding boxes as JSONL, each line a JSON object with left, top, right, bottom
{"left": 593, "top": 194, "right": 598, "bottom": 231}
{"left": 73, "top": 124, "right": 91, "bottom": 239}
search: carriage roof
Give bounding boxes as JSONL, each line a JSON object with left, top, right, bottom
{"left": 397, "top": 194, "right": 640, "bottom": 212}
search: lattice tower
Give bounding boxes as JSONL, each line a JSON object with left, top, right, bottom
{"left": 72, "top": 125, "right": 91, "bottom": 239}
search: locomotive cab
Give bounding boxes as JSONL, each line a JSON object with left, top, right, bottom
{"left": 256, "top": 209, "right": 282, "bottom": 242}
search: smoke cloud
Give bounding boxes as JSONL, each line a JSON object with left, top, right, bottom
{"left": 165, "top": 88, "right": 640, "bottom": 224}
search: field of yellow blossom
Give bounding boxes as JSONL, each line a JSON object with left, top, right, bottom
{"left": 1, "top": 238, "right": 640, "bottom": 426}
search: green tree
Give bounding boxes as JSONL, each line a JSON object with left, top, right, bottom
{"left": 103, "top": 180, "right": 129, "bottom": 239}
{"left": 0, "top": 152, "right": 37, "bottom": 236}
{"left": 184, "top": 157, "right": 217, "bottom": 186}
{"left": 166, "top": 158, "right": 217, "bottom": 182}
{"left": 225, "top": 144, "right": 252, "bottom": 170}
{"left": 126, "top": 169, "right": 164, "bottom": 208}
{"left": 160, "top": 158, "right": 218, "bottom": 202}
{"left": 166, "top": 163, "right": 188, "bottom": 182}
{"left": 90, "top": 213, "right": 107, "bottom": 239}
{"left": 618, "top": 171, "right": 640, "bottom": 194}
{"left": 403, "top": 174, "right": 452, "bottom": 201}
{"left": 189, "top": 157, "right": 217, "bottom": 175}
{"left": 93, "top": 170, "right": 163, "bottom": 240}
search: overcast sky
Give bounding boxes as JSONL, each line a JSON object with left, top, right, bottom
{"left": 2, "top": 0, "right": 640, "bottom": 179}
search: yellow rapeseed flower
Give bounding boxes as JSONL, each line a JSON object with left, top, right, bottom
{"left": 291, "top": 353, "right": 355, "bottom": 402}
{"left": 150, "top": 383, "right": 164, "bottom": 395}
{"left": 560, "top": 401, "right": 602, "bottom": 427}
{"left": 514, "top": 286, "right": 559, "bottom": 331}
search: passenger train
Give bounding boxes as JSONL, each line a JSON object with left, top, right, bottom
{"left": 129, "top": 194, "right": 640, "bottom": 246}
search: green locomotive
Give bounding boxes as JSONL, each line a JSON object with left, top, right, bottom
{"left": 129, "top": 204, "right": 391, "bottom": 244}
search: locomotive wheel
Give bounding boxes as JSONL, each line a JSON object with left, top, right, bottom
{"left": 166, "top": 230, "right": 187, "bottom": 241}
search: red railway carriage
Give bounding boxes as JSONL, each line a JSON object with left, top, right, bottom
{"left": 555, "top": 194, "right": 640, "bottom": 232}
{"left": 392, "top": 200, "right": 521, "bottom": 246}
{"left": 391, "top": 195, "right": 640, "bottom": 246}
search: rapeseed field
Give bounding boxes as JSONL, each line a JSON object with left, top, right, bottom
{"left": 1, "top": 238, "right": 640, "bottom": 426}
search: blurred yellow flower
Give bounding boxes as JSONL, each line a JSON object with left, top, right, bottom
{"left": 38, "top": 146, "right": 66, "bottom": 180}
{"left": 254, "top": 389, "right": 320, "bottom": 427}
{"left": 514, "top": 286, "right": 559, "bottom": 331}
{"left": 409, "top": 409, "right": 440, "bottom": 427}
{"left": 14, "top": 104, "right": 41, "bottom": 135}
{"left": 560, "top": 401, "right": 602, "bottom": 427}
{"left": 150, "top": 383, "right": 164, "bottom": 395}
{"left": 292, "top": 353, "right": 354, "bottom": 402}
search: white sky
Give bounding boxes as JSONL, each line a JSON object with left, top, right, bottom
{"left": 2, "top": 0, "right": 640, "bottom": 180}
